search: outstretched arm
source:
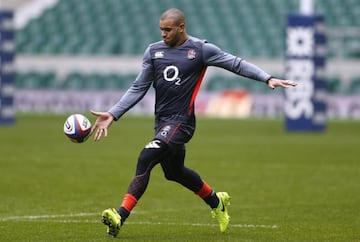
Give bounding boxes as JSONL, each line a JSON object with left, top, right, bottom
{"left": 108, "top": 46, "right": 154, "bottom": 120}
{"left": 90, "top": 46, "right": 154, "bottom": 142}
{"left": 203, "top": 43, "right": 298, "bottom": 88}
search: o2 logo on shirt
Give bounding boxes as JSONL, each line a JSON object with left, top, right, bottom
{"left": 163, "top": 65, "right": 182, "bottom": 85}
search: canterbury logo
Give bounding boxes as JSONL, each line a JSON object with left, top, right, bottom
{"left": 145, "top": 140, "right": 161, "bottom": 149}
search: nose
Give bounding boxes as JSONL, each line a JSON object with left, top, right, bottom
{"left": 161, "top": 30, "right": 167, "bottom": 38}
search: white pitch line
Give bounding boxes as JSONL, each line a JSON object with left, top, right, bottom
{"left": 127, "top": 221, "right": 278, "bottom": 229}
{"left": 0, "top": 213, "right": 278, "bottom": 229}
{"left": 0, "top": 212, "right": 98, "bottom": 222}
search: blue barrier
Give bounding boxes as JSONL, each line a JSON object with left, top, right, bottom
{"left": 284, "top": 14, "right": 327, "bottom": 131}
{"left": 0, "top": 10, "right": 15, "bottom": 125}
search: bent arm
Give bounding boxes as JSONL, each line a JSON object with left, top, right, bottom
{"left": 108, "top": 47, "right": 154, "bottom": 120}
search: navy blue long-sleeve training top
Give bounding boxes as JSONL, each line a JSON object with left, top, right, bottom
{"left": 108, "top": 36, "right": 271, "bottom": 125}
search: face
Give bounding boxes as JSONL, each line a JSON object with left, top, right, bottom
{"left": 159, "top": 18, "right": 184, "bottom": 47}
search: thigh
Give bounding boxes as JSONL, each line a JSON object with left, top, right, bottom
{"left": 160, "top": 144, "right": 186, "bottom": 173}
{"left": 135, "top": 139, "right": 170, "bottom": 175}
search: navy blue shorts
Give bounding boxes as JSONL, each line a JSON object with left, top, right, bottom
{"left": 154, "top": 122, "right": 195, "bottom": 145}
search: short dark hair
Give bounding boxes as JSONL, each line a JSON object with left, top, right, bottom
{"left": 160, "top": 8, "right": 185, "bottom": 25}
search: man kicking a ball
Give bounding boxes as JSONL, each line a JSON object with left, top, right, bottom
{"left": 91, "top": 8, "right": 297, "bottom": 237}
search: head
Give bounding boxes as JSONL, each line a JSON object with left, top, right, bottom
{"left": 159, "top": 8, "right": 187, "bottom": 47}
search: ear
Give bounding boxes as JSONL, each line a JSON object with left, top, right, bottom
{"left": 179, "top": 22, "right": 185, "bottom": 32}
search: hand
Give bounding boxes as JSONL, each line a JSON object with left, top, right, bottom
{"left": 267, "top": 78, "right": 297, "bottom": 89}
{"left": 90, "top": 110, "right": 115, "bottom": 141}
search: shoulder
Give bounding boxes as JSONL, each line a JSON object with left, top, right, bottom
{"left": 184, "top": 36, "right": 223, "bottom": 57}
{"left": 187, "top": 36, "right": 207, "bottom": 44}
{"left": 142, "top": 41, "right": 165, "bottom": 59}
{"left": 202, "top": 42, "right": 225, "bottom": 61}
{"left": 184, "top": 36, "right": 207, "bottom": 48}
{"left": 145, "top": 41, "right": 167, "bottom": 59}
{"left": 147, "top": 40, "right": 172, "bottom": 54}
{"left": 149, "top": 40, "right": 167, "bottom": 49}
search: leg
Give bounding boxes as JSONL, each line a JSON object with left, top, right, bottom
{"left": 160, "top": 144, "right": 219, "bottom": 208}
{"left": 120, "top": 139, "right": 170, "bottom": 219}
{"left": 160, "top": 144, "right": 202, "bottom": 191}
{"left": 160, "top": 144, "right": 231, "bottom": 233}
{"left": 102, "top": 139, "right": 169, "bottom": 237}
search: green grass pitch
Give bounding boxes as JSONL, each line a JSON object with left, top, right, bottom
{"left": 0, "top": 114, "right": 359, "bottom": 241}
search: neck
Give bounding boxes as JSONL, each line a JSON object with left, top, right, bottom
{"left": 175, "top": 34, "right": 188, "bottom": 47}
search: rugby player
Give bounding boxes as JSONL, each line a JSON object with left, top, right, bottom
{"left": 91, "top": 8, "right": 297, "bottom": 237}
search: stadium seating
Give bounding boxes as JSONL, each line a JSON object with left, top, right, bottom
{"left": 16, "top": 71, "right": 56, "bottom": 89}
{"left": 326, "top": 76, "right": 342, "bottom": 94}
{"left": 15, "top": 71, "right": 137, "bottom": 90}
{"left": 14, "top": 0, "right": 360, "bottom": 92}
{"left": 16, "top": 0, "right": 360, "bottom": 58}
{"left": 347, "top": 76, "right": 360, "bottom": 94}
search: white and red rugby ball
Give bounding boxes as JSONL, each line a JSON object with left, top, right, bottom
{"left": 64, "top": 114, "right": 92, "bottom": 143}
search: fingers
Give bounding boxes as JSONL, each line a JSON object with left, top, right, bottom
{"left": 268, "top": 79, "right": 298, "bottom": 89}
{"left": 93, "top": 127, "right": 108, "bottom": 141}
{"left": 90, "top": 111, "right": 100, "bottom": 136}
{"left": 94, "top": 128, "right": 101, "bottom": 141}
{"left": 90, "top": 110, "right": 102, "bottom": 117}
{"left": 90, "top": 125, "right": 96, "bottom": 136}
{"left": 283, "top": 80, "right": 297, "bottom": 87}
{"left": 89, "top": 110, "right": 111, "bottom": 141}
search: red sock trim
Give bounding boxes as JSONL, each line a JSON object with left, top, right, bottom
{"left": 195, "top": 181, "right": 213, "bottom": 198}
{"left": 121, "top": 193, "right": 138, "bottom": 212}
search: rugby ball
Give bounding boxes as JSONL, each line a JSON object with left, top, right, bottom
{"left": 64, "top": 114, "right": 92, "bottom": 143}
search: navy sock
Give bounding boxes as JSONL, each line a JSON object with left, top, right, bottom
{"left": 203, "top": 191, "right": 219, "bottom": 209}
{"left": 117, "top": 207, "right": 130, "bottom": 224}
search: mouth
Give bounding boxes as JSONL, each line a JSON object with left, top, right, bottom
{"left": 163, "top": 39, "right": 171, "bottom": 45}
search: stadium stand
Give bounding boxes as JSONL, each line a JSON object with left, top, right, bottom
{"left": 16, "top": 71, "right": 56, "bottom": 89}
{"left": 326, "top": 76, "right": 342, "bottom": 94}
{"left": 347, "top": 76, "right": 360, "bottom": 94}
{"left": 14, "top": 0, "right": 360, "bottom": 93}
{"left": 15, "top": 71, "right": 137, "bottom": 90}
{"left": 16, "top": 0, "right": 360, "bottom": 57}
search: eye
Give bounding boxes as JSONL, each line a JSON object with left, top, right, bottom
{"left": 160, "top": 27, "right": 172, "bottom": 32}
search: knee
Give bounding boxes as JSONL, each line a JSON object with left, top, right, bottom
{"left": 163, "top": 169, "right": 182, "bottom": 182}
{"left": 164, "top": 172, "right": 175, "bottom": 181}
